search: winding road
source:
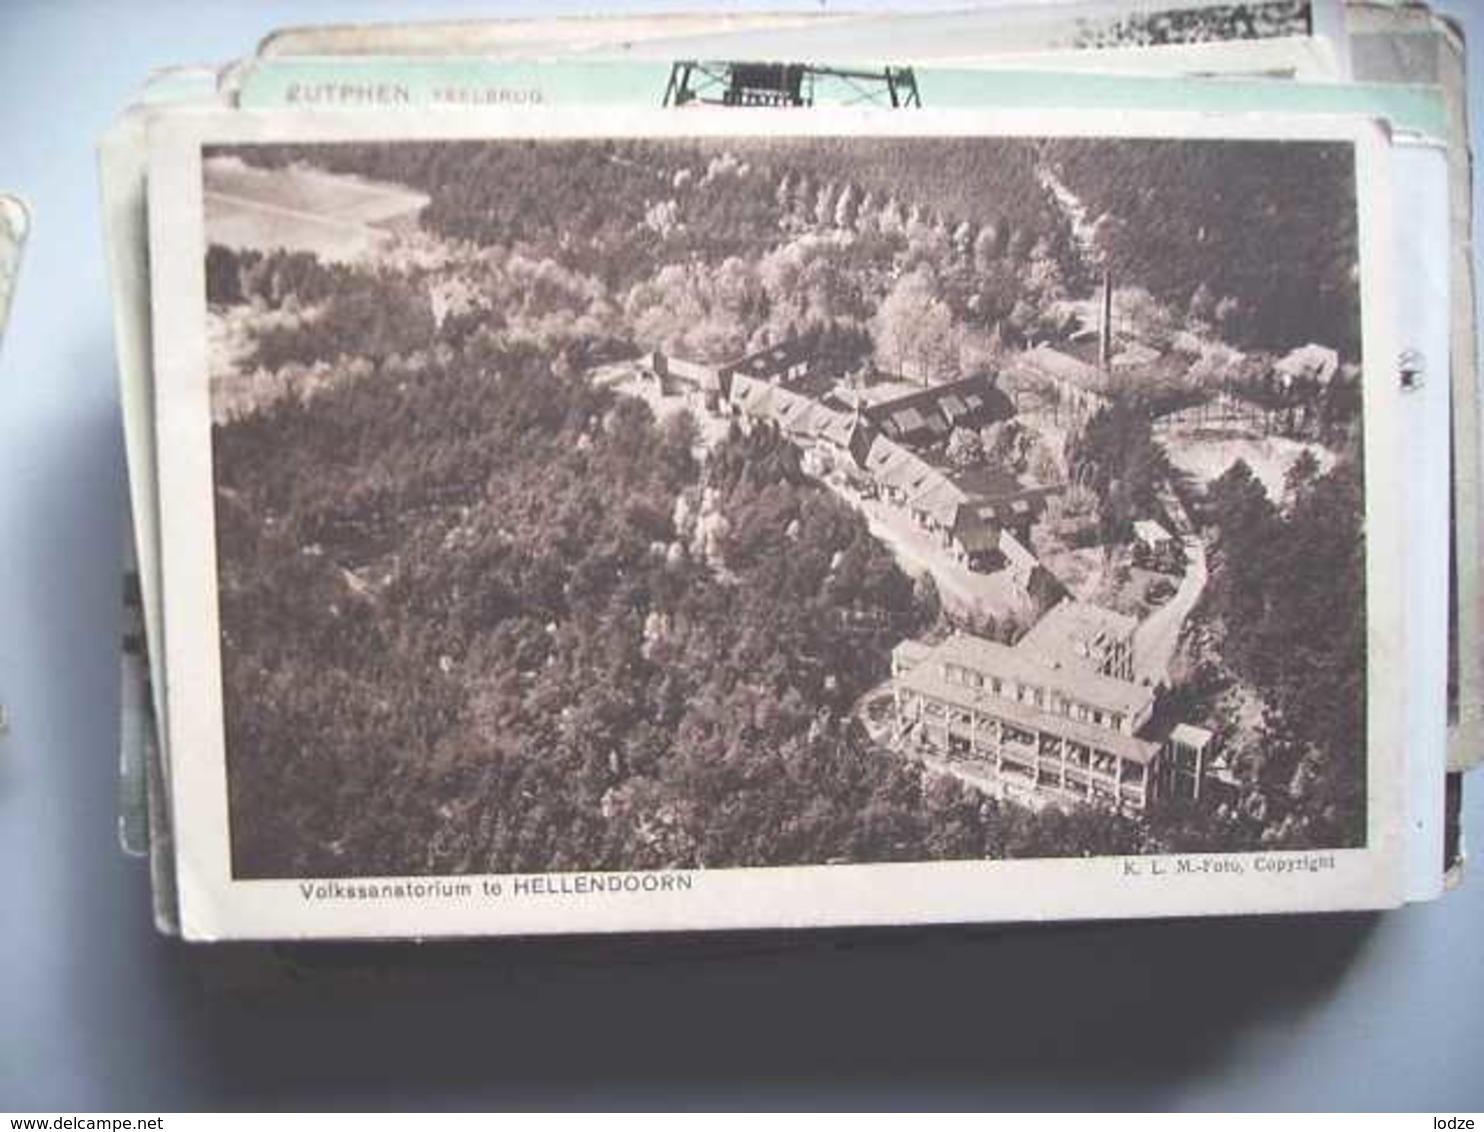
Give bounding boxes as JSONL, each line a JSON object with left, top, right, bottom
{"left": 1132, "top": 533, "right": 1208, "bottom": 687}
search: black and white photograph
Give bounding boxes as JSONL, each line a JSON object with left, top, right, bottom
{"left": 1068, "top": 0, "right": 1314, "bottom": 50}
{"left": 7, "top": 0, "right": 1484, "bottom": 1110}
{"left": 192, "top": 124, "right": 1372, "bottom": 886}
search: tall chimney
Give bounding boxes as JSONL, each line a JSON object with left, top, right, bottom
{"left": 1098, "top": 268, "right": 1113, "bottom": 371}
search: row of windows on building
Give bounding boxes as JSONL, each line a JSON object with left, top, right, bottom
{"left": 938, "top": 661, "right": 1127, "bottom": 734}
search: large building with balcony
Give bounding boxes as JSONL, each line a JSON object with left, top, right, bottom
{"left": 890, "top": 630, "right": 1210, "bottom": 813}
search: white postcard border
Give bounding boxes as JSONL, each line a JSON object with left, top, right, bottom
{"left": 147, "top": 105, "right": 1407, "bottom": 941}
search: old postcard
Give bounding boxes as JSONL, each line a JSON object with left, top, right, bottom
{"left": 1350, "top": 0, "right": 1482, "bottom": 777}
{"left": 103, "top": 73, "right": 231, "bottom": 830}
{"left": 115, "top": 9, "right": 1358, "bottom": 816}
{"left": 128, "top": 59, "right": 1450, "bottom": 767}
{"left": 145, "top": 105, "right": 1417, "bottom": 940}
{"left": 0, "top": 194, "right": 28, "bottom": 357}
{"left": 253, "top": 0, "right": 1348, "bottom": 76}
{"left": 105, "top": 1, "right": 1372, "bottom": 882}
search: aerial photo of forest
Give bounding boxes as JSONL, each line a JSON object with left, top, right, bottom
{"left": 202, "top": 134, "right": 1366, "bottom": 879}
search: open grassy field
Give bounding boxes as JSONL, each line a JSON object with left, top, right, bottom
{"left": 205, "top": 156, "right": 429, "bottom": 224}
{"left": 1157, "top": 420, "right": 1335, "bottom": 501}
{"left": 203, "top": 156, "right": 429, "bottom": 262}
{"left": 205, "top": 192, "right": 391, "bottom": 262}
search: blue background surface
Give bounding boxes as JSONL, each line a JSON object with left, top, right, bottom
{"left": 0, "top": 0, "right": 1481, "bottom": 1111}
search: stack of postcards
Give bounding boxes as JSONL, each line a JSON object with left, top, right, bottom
{"left": 0, "top": 195, "right": 28, "bottom": 736}
{"left": 102, "top": 0, "right": 1481, "bottom": 942}
{"left": 0, "top": 195, "right": 27, "bottom": 360}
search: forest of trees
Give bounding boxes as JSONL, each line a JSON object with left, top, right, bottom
{"left": 1044, "top": 137, "right": 1360, "bottom": 356}
{"left": 1150, "top": 450, "right": 1366, "bottom": 852}
{"left": 215, "top": 132, "right": 1360, "bottom": 380}
{"left": 214, "top": 137, "right": 1080, "bottom": 373}
{"left": 1064, "top": 402, "right": 1171, "bottom": 545}
{"left": 207, "top": 135, "right": 1368, "bottom": 873}
{"left": 214, "top": 318, "right": 1155, "bottom": 876}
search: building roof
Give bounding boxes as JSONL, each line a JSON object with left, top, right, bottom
{"left": 1017, "top": 600, "right": 1137, "bottom": 676}
{"left": 731, "top": 374, "right": 857, "bottom": 445}
{"left": 862, "top": 436, "right": 911, "bottom": 478}
{"left": 1274, "top": 342, "right": 1339, "bottom": 386}
{"left": 722, "top": 329, "right": 820, "bottom": 382}
{"left": 926, "top": 632, "right": 1154, "bottom": 722}
{"left": 770, "top": 386, "right": 820, "bottom": 434}
{"left": 947, "top": 470, "right": 1062, "bottom": 523}
{"left": 656, "top": 351, "right": 729, "bottom": 393}
{"left": 899, "top": 460, "right": 940, "bottom": 499}
{"left": 865, "top": 437, "right": 940, "bottom": 497}
{"left": 1169, "top": 723, "right": 1216, "bottom": 750}
{"left": 891, "top": 405, "right": 936, "bottom": 437}
{"left": 816, "top": 410, "right": 857, "bottom": 449}
{"left": 951, "top": 508, "right": 1000, "bottom": 555}
{"left": 908, "top": 476, "right": 970, "bottom": 527}
{"left": 947, "top": 465, "right": 1022, "bottom": 498}
{"left": 861, "top": 375, "right": 1013, "bottom": 443}
{"left": 854, "top": 378, "right": 929, "bottom": 407}
{"left": 998, "top": 529, "right": 1038, "bottom": 570}
{"left": 728, "top": 373, "right": 775, "bottom": 418}
{"left": 1111, "top": 341, "right": 1162, "bottom": 370}
{"left": 1133, "top": 518, "right": 1174, "bottom": 545}
{"left": 892, "top": 639, "right": 934, "bottom": 668}
{"left": 896, "top": 642, "right": 1160, "bottom": 765}
{"left": 1012, "top": 344, "right": 1111, "bottom": 397}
